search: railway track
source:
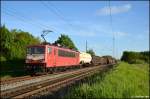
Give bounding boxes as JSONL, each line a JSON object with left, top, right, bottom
{"left": 0, "top": 69, "right": 80, "bottom": 91}
{"left": 1, "top": 76, "right": 33, "bottom": 85}
{"left": 0, "top": 64, "right": 113, "bottom": 99}
{"left": 0, "top": 74, "right": 50, "bottom": 91}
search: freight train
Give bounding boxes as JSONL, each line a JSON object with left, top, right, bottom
{"left": 25, "top": 44, "right": 116, "bottom": 74}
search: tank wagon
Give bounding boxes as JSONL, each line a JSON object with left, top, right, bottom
{"left": 79, "top": 52, "right": 92, "bottom": 65}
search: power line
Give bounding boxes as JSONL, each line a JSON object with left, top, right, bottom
{"left": 2, "top": 10, "right": 44, "bottom": 29}
{"left": 42, "top": 2, "right": 118, "bottom": 57}
{"left": 49, "top": 2, "right": 74, "bottom": 27}
{"left": 108, "top": 1, "right": 115, "bottom": 58}
{"left": 41, "top": 1, "right": 74, "bottom": 29}
{"left": 41, "top": 1, "right": 100, "bottom": 41}
{"left": 3, "top": 9, "right": 46, "bottom": 29}
{"left": 2, "top": 7, "right": 61, "bottom": 34}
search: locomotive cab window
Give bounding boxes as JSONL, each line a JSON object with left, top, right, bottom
{"left": 48, "top": 47, "right": 52, "bottom": 54}
{"left": 27, "top": 47, "right": 45, "bottom": 54}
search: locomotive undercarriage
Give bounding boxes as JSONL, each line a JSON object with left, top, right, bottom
{"left": 26, "top": 63, "right": 47, "bottom": 75}
{"left": 26, "top": 63, "right": 83, "bottom": 75}
{"left": 26, "top": 60, "right": 116, "bottom": 76}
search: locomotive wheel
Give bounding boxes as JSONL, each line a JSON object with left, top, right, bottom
{"left": 48, "top": 68, "right": 53, "bottom": 74}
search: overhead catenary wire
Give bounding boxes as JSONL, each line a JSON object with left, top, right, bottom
{"left": 2, "top": 3, "right": 117, "bottom": 58}
{"left": 2, "top": 10, "right": 44, "bottom": 29}
{"left": 2, "top": 7, "right": 61, "bottom": 34}
{"left": 44, "top": 2, "right": 115, "bottom": 55}
{"left": 47, "top": 1, "right": 117, "bottom": 57}
{"left": 41, "top": 1, "right": 75, "bottom": 30}
{"left": 3, "top": 9, "right": 45, "bottom": 29}
{"left": 49, "top": 2, "right": 74, "bottom": 27}
{"left": 41, "top": 1, "right": 99, "bottom": 52}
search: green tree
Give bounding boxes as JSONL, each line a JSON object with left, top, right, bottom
{"left": 0, "top": 25, "right": 41, "bottom": 60}
{"left": 86, "top": 49, "right": 95, "bottom": 56}
{"left": 0, "top": 25, "right": 13, "bottom": 60}
{"left": 54, "top": 34, "right": 78, "bottom": 50}
{"left": 121, "top": 51, "right": 149, "bottom": 64}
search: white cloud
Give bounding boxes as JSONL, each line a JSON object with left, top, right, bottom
{"left": 96, "top": 4, "right": 132, "bottom": 16}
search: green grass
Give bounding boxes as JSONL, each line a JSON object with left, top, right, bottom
{"left": 65, "top": 62, "right": 149, "bottom": 98}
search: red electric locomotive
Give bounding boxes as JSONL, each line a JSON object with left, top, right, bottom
{"left": 26, "top": 44, "right": 80, "bottom": 74}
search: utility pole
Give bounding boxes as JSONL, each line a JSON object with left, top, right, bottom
{"left": 86, "top": 40, "right": 87, "bottom": 52}
{"left": 108, "top": 0, "right": 115, "bottom": 58}
{"left": 113, "top": 32, "right": 115, "bottom": 58}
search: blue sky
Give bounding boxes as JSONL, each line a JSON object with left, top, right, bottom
{"left": 1, "top": 1, "right": 149, "bottom": 59}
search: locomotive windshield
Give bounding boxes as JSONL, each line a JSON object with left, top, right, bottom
{"left": 27, "top": 47, "right": 45, "bottom": 54}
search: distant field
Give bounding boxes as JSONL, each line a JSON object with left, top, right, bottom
{"left": 65, "top": 62, "right": 149, "bottom": 98}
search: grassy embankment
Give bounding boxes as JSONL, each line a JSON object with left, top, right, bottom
{"left": 65, "top": 62, "right": 149, "bottom": 98}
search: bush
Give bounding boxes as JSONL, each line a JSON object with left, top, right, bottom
{"left": 121, "top": 51, "right": 149, "bottom": 64}
{"left": 0, "top": 25, "right": 41, "bottom": 60}
{"left": 135, "top": 59, "right": 145, "bottom": 64}
{"left": 0, "top": 56, "right": 7, "bottom": 62}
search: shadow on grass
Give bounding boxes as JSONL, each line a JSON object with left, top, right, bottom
{"left": 0, "top": 70, "right": 27, "bottom": 78}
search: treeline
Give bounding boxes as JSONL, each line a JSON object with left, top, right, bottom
{"left": 53, "top": 34, "right": 78, "bottom": 50}
{"left": 121, "top": 51, "right": 149, "bottom": 64}
{"left": 0, "top": 26, "right": 78, "bottom": 72}
{"left": 0, "top": 26, "right": 78, "bottom": 62}
{"left": 0, "top": 25, "right": 41, "bottom": 61}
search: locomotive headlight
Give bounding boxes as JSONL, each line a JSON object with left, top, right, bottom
{"left": 26, "top": 60, "right": 29, "bottom": 63}
{"left": 26, "top": 54, "right": 45, "bottom": 63}
{"left": 39, "top": 59, "right": 45, "bottom": 62}
{"left": 26, "top": 59, "right": 32, "bottom": 63}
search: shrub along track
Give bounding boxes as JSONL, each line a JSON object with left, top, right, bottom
{"left": 0, "top": 64, "right": 114, "bottom": 99}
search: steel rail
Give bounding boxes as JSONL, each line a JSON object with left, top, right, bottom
{"left": 1, "top": 76, "right": 31, "bottom": 85}
{"left": 0, "top": 68, "right": 79, "bottom": 90}
{"left": 1, "top": 64, "right": 113, "bottom": 98}
{"left": 14, "top": 68, "right": 101, "bottom": 98}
